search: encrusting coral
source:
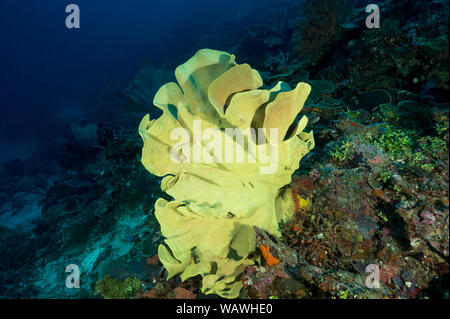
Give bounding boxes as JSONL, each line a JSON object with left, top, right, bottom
{"left": 138, "top": 49, "right": 314, "bottom": 298}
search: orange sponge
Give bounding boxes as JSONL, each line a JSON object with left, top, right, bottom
{"left": 259, "top": 244, "right": 280, "bottom": 266}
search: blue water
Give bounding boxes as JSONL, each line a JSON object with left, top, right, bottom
{"left": 0, "top": 0, "right": 270, "bottom": 158}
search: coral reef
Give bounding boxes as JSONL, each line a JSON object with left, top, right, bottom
{"left": 293, "top": 0, "right": 349, "bottom": 67}
{"left": 125, "top": 62, "right": 172, "bottom": 112}
{"left": 0, "top": 0, "right": 448, "bottom": 300}
{"left": 95, "top": 275, "right": 143, "bottom": 299}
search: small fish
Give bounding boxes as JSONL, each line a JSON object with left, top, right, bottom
{"left": 310, "top": 115, "right": 321, "bottom": 124}
{"left": 304, "top": 151, "right": 314, "bottom": 158}
{"left": 345, "top": 120, "right": 358, "bottom": 127}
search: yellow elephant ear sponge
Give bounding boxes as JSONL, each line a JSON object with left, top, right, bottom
{"left": 138, "top": 49, "right": 314, "bottom": 298}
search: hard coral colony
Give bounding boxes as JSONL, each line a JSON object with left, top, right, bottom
{"left": 138, "top": 49, "right": 314, "bottom": 298}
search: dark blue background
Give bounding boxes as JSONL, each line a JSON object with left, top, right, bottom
{"left": 0, "top": 0, "right": 259, "bottom": 150}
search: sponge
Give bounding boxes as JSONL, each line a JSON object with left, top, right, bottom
{"left": 139, "top": 49, "right": 314, "bottom": 298}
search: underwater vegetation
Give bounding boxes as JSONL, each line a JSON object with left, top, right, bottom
{"left": 293, "top": 0, "right": 351, "bottom": 67}
{"left": 0, "top": 0, "right": 448, "bottom": 299}
{"left": 138, "top": 49, "right": 314, "bottom": 298}
{"left": 95, "top": 275, "right": 143, "bottom": 299}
